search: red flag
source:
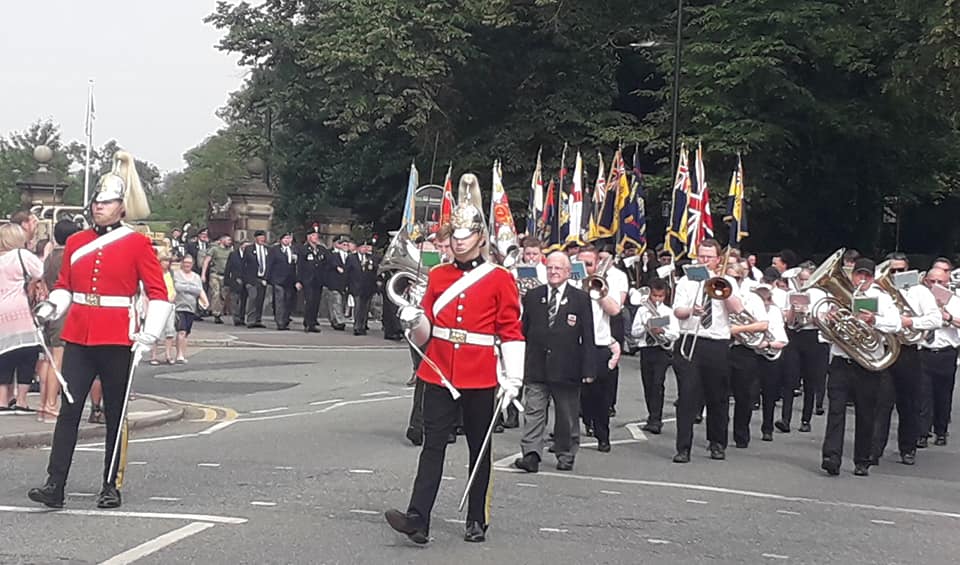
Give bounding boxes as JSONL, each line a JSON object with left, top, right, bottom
{"left": 439, "top": 164, "right": 454, "bottom": 225}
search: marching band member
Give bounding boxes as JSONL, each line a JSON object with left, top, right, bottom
{"left": 726, "top": 263, "right": 769, "bottom": 448}
{"left": 919, "top": 267, "right": 960, "bottom": 446}
{"left": 872, "top": 253, "right": 941, "bottom": 465}
{"left": 577, "top": 245, "right": 626, "bottom": 451}
{"left": 598, "top": 243, "right": 629, "bottom": 418}
{"left": 28, "top": 151, "right": 171, "bottom": 509}
{"left": 513, "top": 236, "right": 547, "bottom": 285}
{"left": 672, "top": 239, "right": 744, "bottom": 463}
{"left": 385, "top": 181, "right": 524, "bottom": 544}
{"left": 754, "top": 284, "right": 790, "bottom": 442}
{"left": 629, "top": 278, "right": 678, "bottom": 434}
{"left": 821, "top": 258, "right": 901, "bottom": 477}
{"left": 783, "top": 266, "right": 830, "bottom": 432}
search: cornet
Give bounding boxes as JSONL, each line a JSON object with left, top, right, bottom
{"left": 584, "top": 256, "right": 614, "bottom": 300}
{"left": 632, "top": 287, "right": 674, "bottom": 350}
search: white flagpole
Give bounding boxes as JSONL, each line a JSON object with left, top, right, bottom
{"left": 82, "top": 80, "right": 94, "bottom": 206}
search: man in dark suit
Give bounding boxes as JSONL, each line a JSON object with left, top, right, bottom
{"left": 514, "top": 251, "right": 595, "bottom": 473}
{"left": 297, "top": 224, "right": 328, "bottom": 333}
{"left": 224, "top": 241, "right": 247, "bottom": 326}
{"left": 346, "top": 240, "right": 380, "bottom": 335}
{"left": 241, "top": 230, "right": 270, "bottom": 328}
{"left": 185, "top": 227, "right": 210, "bottom": 274}
{"left": 266, "top": 232, "right": 299, "bottom": 330}
{"left": 326, "top": 236, "right": 350, "bottom": 330}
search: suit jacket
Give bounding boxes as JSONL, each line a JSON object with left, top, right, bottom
{"left": 266, "top": 244, "right": 298, "bottom": 287}
{"left": 185, "top": 240, "right": 210, "bottom": 274}
{"left": 345, "top": 252, "right": 380, "bottom": 298}
{"left": 521, "top": 283, "right": 596, "bottom": 387}
{"left": 296, "top": 243, "right": 328, "bottom": 288}
{"left": 325, "top": 250, "right": 349, "bottom": 291}
{"left": 241, "top": 243, "right": 270, "bottom": 286}
{"left": 223, "top": 248, "right": 244, "bottom": 290}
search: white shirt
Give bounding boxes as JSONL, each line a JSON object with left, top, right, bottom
{"left": 751, "top": 266, "right": 764, "bottom": 282}
{"left": 606, "top": 266, "right": 629, "bottom": 304}
{"left": 924, "top": 295, "right": 960, "bottom": 349}
{"left": 584, "top": 270, "right": 626, "bottom": 346}
{"left": 673, "top": 275, "right": 736, "bottom": 340}
{"left": 771, "top": 287, "right": 789, "bottom": 312}
{"left": 255, "top": 244, "right": 267, "bottom": 276}
{"left": 829, "top": 284, "right": 901, "bottom": 360}
{"left": 630, "top": 300, "right": 679, "bottom": 346}
{"left": 766, "top": 305, "right": 789, "bottom": 344}
{"left": 900, "top": 284, "right": 942, "bottom": 333}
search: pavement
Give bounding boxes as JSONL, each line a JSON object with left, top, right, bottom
{"left": 1, "top": 318, "right": 959, "bottom": 564}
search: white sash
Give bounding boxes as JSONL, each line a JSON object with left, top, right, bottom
{"left": 70, "top": 226, "right": 136, "bottom": 265}
{"left": 432, "top": 262, "right": 496, "bottom": 318}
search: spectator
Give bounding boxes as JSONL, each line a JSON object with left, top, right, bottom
{"left": 0, "top": 223, "right": 44, "bottom": 413}
{"left": 173, "top": 255, "right": 208, "bottom": 363}
{"left": 9, "top": 210, "right": 40, "bottom": 253}
{"left": 149, "top": 255, "right": 177, "bottom": 366}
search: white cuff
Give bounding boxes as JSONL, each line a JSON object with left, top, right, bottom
{"left": 142, "top": 300, "right": 174, "bottom": 339}
{"left": 498, "top": 340, "right": 525, "bottom": 390}
{"left": 48, "top": 288, "right": 72, "bottom": 320}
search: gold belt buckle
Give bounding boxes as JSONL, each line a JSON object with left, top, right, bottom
{"left": 85, "top": 293, "right": 101, "bottom": 306}
{"left": 448, "top": 329, "right": 468, "bottom": 344}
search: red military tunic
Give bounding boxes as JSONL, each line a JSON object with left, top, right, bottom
{"left": 54, "top": 225, "right": 168, "bottom": 346}
{"left": 416, "top": 261, "right": 524, "bottom": 389}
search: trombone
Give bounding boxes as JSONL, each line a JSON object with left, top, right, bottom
{"left": 679, "top": 249, "right": 735, "bottom": 361}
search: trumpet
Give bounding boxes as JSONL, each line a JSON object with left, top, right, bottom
{"left": 679, "top": 273, "right": 734, "bottom": 362}
{"left": 584, "top": 256, "right": 614, "bottom": 300}
{"left": 632, "top": 287, "right": 674, "bottom": 350}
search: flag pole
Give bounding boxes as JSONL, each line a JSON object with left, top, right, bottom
{"left": 82, "top": 79, "right": 94, "bottom": 206}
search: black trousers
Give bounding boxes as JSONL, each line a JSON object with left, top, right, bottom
{"left": 674, "top": 337, "right": 731, "bottom": 453}
{"left": 232, "top": 285, "right": 247, "bottom": 325}
{"left": 788, "top": 330, "right": 829, "bottom": 423}
{"left": 822, "top": 357, "right": 887, "bottom": 467}
{"left": 760, "top": 356, "right": 786, "bottom": 434}
{"left": 302, "top": 283, "right": 324, "bottom": 329}
{"left": 873, "top": 347, "right": 920, "bottom": 458}
{"left": 729, "top": 345, "right": 759, "bottom": 446}
{"left": 581, "top": 346, "right": 613, "bottom": 443}
{"left": 244, "top": 281, "right": 267, "bottom": 325}
{"left": 353, "top": 294, "right": 372, "bottom": 331}
{"left": 407, "top": 346, "right": 425, "bottom": 434}
{"left": 408, "top": 383, "right": 496, "bottom": 528}
{"left": 272, "top": 284, "right": 296, "bottom": 329}
{"left": 382, "top": 291, "right": 402, "bottom": 337}
{"left": 921, "top": 348, "right": 958, "bottom": 436}
{"left": 639, "top": 347, "right": 671, "bottom": 426}
{"left": 47, "top": 344, "right": 132, "bottom": 486}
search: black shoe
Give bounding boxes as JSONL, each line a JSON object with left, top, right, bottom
{"left": 709, "top": 443, "right": 725, "bottom": 460}
{"left": 493, "top": 421, "right": 505, "bottom": 433}
{"left": 247, "top": 323, "right": 266, "bottom": 329}
{"left": 556, "top": 460, "right": 574, "bottom": 471}
{"left": 868, "top": 456, "right": 880, "bottom": 466}
{"left": 332, "top": 324, "right": 346, "bottom": 331}
{"left": 354, "top": 329, "right": 367, "bottom": 336}
{"left": 901, "top": 451, "right": 916, "bottom": 465}
{"left": 585, "top": 426, "right": 594, "bottom": 437}
{"left": 277, "top": 326, "right": 290, "bottom": 331}
{"left": 735, "top": 441, "right": 749, "bottom": 448}
{"left": 96, "top": 483, "right": 122, "bottom": 508}
{"left": 513, "top": 453, "right": 540, "bottom": 473}
{"left": 642, "top": 423, "right": 662, "bottom": 434}
{"left": 821, "top": 460, "right": 840, "bottom": 476}
{"left": 608, "top": 406, "right": 616, "bottom": 418}
{"left": 597, "top": 441, "right": 611, "bottom": 453}
{"left": 455, "top": 426, "right": 465, "bottom": 436}
{"left": 88, "top": 406, "right": 105, "bottom": 425}
{"left": 673, "top": 451, "right": 690, "bottom": 463}
{"left": 214, "top": 316, "right": 224, "bottom": 324}
{"left": 774, "top": 420, "right": 790, "bottom": 433}
{"left": 547, "top": 444, "right": 555, "bottom": 453}
{"left": 799, "top": 422, "right": 812, "bottom": 433}
{"left": 503, "top": 414, "right": 519, "bottom": 429}
{"left": 694, "top": 415, "right": 703, "bottom": 424}
{"left": 27, "top": 480, "right": 64, "bottom": 508}
{"left": 384, "top": 509, "right": 429, "bottom": 544}
{"left": 752, "top": 402, "right": 760, "bottom": 411}
{"left": 853, "top": 464, "right": 869, "bottom": 477}
{"left": 447, "top": 432, "right": 457, "bottom": 444}
{"left": 935, "top": 435, "right": 947, "bottom": 446}
{"left": 815, "top": 407, "right": 825, "bottom": 416}
{"left": 793, "top": 388, "right": 802, "bottom": 397}
{"left": 384, "top": 333, "right": 403, "bottom": 341}
{"left": 917, "top": 436, "right": 929, "bottom": 449}
{"left": 405, "top": 427, "right": 422, "bottom": 447}
{"left": 405, "top": 375, "right": 417, "bottom": 387}
{"left": 761, "top": 432, "right": 773, "bottom": 442}
{"left": 464, "top": 520, "right": 487, "bottom": 543}
{"left": 234, "top": 320, "right": 245, "bottom": 326}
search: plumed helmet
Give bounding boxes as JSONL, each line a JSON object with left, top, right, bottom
{"left": 93, "top": 151, "right": 151, "bottom": 220}
{"left": 452, "top": 173, "right": 486, "bottom": 239}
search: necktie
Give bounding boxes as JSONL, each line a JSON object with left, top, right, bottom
{"left": 925, "top": 329, "right": 936, "bottom": 344}
{"left": 700, "top": 298, "right": 713, "bottom": 329}
{"left": 257, "top": 245, "right": 265, "bottom": 276}
{"left": 285, "top": 247, "right": 292, "bottom": 263}
{"left": 548, "top": 287, "right": 559, "bottom": 327}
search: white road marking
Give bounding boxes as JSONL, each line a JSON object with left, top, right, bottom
{"left": 126, "top": 410, "right": 173, "bottom": 419}
{"left": 308, "top": 398, "right": 345, "bottom": 406}
{"left": 686, "top": 499, "right": 709, "bottom": 505}
{"left": 539, "top": 527, "right": 568, "bottom": 533}
{"left": 762, "top": 554, "right": 789, "bottom": 560}
{"left": 777, "top": 510, "right": 801, "bottom": 516}
{"left": 625, "top": 423, "right": 648, "bottom": 441}
{"left": 493, "top": 439, "right": 641, "bottom": 469}
{"left": 149, "top": 497, "right": 181, "bottom": 502}
{"left": 0, "top": 505, "right": 247, "bottom": 524}
{"left": 199, "top": 420, "right": 237, "bottom": 435}
{"left": 350, "top": 509, "right": 379, "bottom": 515}
{"left": 239, "top": 395, "right": 410, "bottom": 422}
{"left": 128, "top": 461, "right": 147, "bottom": 466}
{"left": 250, "top": 501, "right": 277, "bottom": 507}
{"left": 441, "top": 476, "right": 457, "bottom": 481}
{"left": 100, "top": 521, "right": 215, "bottom": 565}
{"left": 871, "top": 519, "right": 895, "bottom": 525}
{"left": 529, "top": 471, "right": 960, "bottom": 521}
{"left": 203, "top": 346, "right": 406, "bottom": 352}
{"left": 68, "top": 492, "right": 96, "bottom": 497}
{"left": 600, "top": 490, "right": 621, "bottom": 495}
{"left": 349, "top": 469, "right": 374, "bottom": 474}
{"left": 360, "top": 391, "right": 391, "bottom": 397}
{"left": 647, "top": 539, "right": 671, "bottom": 545}
{"left": 274, "top": 466, "right": 294, "bottom": 470}
{"left": 197, "top": 463, "right": 221, "bottom": 468}
{"left": 248, "top": 407, "right": 288, "bottom": 414}
{"left": 443, "top": 518, "right": 462, "bottom": 524}
{"left": 516, "top": 483, "right": 538, "bottom": 488}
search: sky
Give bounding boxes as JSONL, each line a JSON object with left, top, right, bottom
{"left": 0, "top": 1, "right": 246, "bottom": 174}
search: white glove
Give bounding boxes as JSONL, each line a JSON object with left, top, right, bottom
{"left": 398, "top": 305, "right": 424, "bottom": 329}
{"left": 35, "top": 288, "right": 72, "bottom": 323}
{"left": 131, "top": 334, "right": 156, "bottom": 354}
{"left": 34, "top": 301, "right": 57, "bottom": 324}
{"left": 498, "top": 382, "right": 521, "bottom": 417}
{"left": 498, "top": 340, "right": 525, "bottom": 415}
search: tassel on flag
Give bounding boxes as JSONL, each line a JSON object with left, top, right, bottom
{"left": 664, "top": 144, "right": 690, "bottom": 260}
{"left": 723, "top": 153, "right": 748, "bottom": 246}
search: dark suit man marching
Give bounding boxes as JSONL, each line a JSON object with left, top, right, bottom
{"left": 266, "top": 232, "right": 298, "bottom": 331}
{"left": 346, "top": 240, "right": 380, "bottom": 335}
{"left": 326, "top": 237, "right": 350, "bottom": 330}
{"left": 514, "top": 251, "right": 595, "bottom": 473}
{"left": 241, "top": 230, "right": 270, "bottom": 328}
{"left": 297, "top": 224, "right": 327, "bottom": 333}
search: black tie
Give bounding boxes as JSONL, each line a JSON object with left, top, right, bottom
{"left": 548, "top": 288, "right": 559, "bottom": 327}
{"left": 701, "top": 298, "right": 713, "bottom": 329}
{"left": 925, "top": 329, "right": 936, "bottom": 344}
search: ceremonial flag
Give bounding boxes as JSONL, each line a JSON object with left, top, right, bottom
{"left": 723, "top": 153, "right": 748, "bottom": 245}
{"left": 526, "top": 148, "right": 544, "bottom": 236}
{"left": 664, "top": 145, "right": 689, "bottom": 260}
{"left": 540, "top": 178, "right": 558, "bottom": 247}
{"left": 439, "top": 163, "right": 454, "bottom": 226}
{"left": 567, "top": 151, "right": 584, "bottom": 243}
{"left": 587, "top": 152, "right": 606, "bottom": 240}
{"left": 686, "top": 142, "right": 714, "bottom": 259}
{"left": 82, "top": 80, "right": 96, "bottom": 206}
{"left": 401, "top": 161, "right": 419, "bottom": 237}
{"left": 590, "top": 149, "right": 622, "bottom": 240}
{"left": 489, "top": 159, "right": 518, "bottom": 256}
{"left": 618, "top": 145, "right": 647, "bottom": 254}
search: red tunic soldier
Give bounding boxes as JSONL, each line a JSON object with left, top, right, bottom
{"left": 385, "top": 174, "right": 524, "bottom": 544}
{"left": 28, "top": 151, "right": 172, "bottom": 509}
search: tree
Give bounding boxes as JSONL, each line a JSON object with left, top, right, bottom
{"left": 160, "top": 129, "right": 247, "bottom": 225}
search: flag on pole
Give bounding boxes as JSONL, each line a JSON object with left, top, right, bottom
{"left": 439, "top": 163, "right": 454, "bottom": 226}
{"left": 401, "top": 161, "right": 419, "bottom": 238}
{"left": 587, "top": 152, "right": 606, "bottom": 240}
{"left": 664, "top": 144, "right": 690, "bottom": 260}
{"left": 540, "top": 178, "right": 558, "bottom": 247}
{"left": 618, "top": 145, "right": 647, "bottom": 254}
{"left": 526, "top": 148, "right": 544, "bottom": 236}
{"left": 723, "top": 153, "right": 748, "bottom": 246}
{"left": 82, "top": 80, "right": 96, "bottom": 206}
{"left": 686, "top": 142, "right": 714, "bottom": 259}
{"left": 567, "top": 151, "right": 584, "bottom": 242}
{"left": 590, "top": 149, "right": 622, "bottom": 240}
{"left": 490, "top": 160, "right": 518, "bottom": 257}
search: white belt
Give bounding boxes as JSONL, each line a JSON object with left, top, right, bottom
{"left": 432, "top": 327, "right": 496, "bottom": 347}
{"left": 72, "top": 292, "right": 133, "bottom": 308}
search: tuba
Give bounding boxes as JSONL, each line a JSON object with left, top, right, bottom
{"left": 378, "top": 230, "right": 428, "bottom": 309}
{"left": 874, "top": 261, "right": 930, "bottom": 345}
{"left": 800, "top": 248, "right": 900, "bottom": 371}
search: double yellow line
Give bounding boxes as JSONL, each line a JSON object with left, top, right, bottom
{"left": 136, "top": 393, "right": 238, "bottom": 423}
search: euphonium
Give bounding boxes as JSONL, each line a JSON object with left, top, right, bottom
{"left": 800, "top": 248, "right": 900, "bottom": 371}
{"left": 874, "top": 260, "right": 929, "bottom": 345}
{"left": 379, "top": 230, "right": 429, "bottom": 308}
{"left": 729, "top": 307, "right": 782, "bottom": 361}
{"left": 584, "top": 256, "right": 614, "bottom": 300}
